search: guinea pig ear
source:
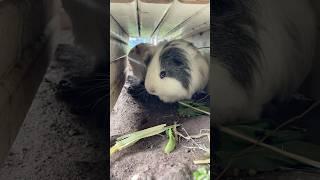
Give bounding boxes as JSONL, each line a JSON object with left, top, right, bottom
{"left": 135, "top": 45, "right": 141, "bottom": 55}
{"left": 157, "top": 40, "right": 168, "bottom": 47}
{"left": 145, "top": 54, "right": 152, "bottom": 66}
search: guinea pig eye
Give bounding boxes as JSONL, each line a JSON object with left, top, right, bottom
{"left": 160, "top": 71, "right": 166, "bottom": 79}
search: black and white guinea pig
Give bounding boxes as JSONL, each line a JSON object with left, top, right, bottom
{"left": 144, "top": 39, "right": 210, "bottom": 103}
{"left": 126, "top": 43, "right": 157, "bottom": 83}
{"left": 212, "top": 0, "right": 319, "bottom": 124}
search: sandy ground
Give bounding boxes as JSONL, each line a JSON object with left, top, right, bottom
{"left": 0, "top": 32, "right": 106, "bottom": 180}
{"left": 110, "top": 82, "right": 210, "bottom": 179}
{"left": 0, "top": 27, "right": 209, "bottom": 179}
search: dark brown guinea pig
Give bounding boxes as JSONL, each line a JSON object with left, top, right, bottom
{"left": 126, "top": 43, "right": 157, "bottom": 83}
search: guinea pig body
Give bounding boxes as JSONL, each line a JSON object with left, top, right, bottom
{"left": 144, "top": 39, "right": 210, "bottom": 103}
{"left": 127, "top": 43, "right": 157, "bottom": 83}
{"left": 61, "top": 0, "right": 106, "bottom": 73}
{"left": 212, "top": 0, "right": 318, "bottom": 124}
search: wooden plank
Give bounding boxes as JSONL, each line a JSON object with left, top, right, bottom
{"left": 110, "top": 1, "right": 138, "bottom": 37}
{"left": 0, "top": 3, "right": 21, "bottom": 77}
{"left": 178, "top": 0, "right": 209, "bottom": 4}
{"left": 110, "top": 16, "right": 128, "bottom": 111}
{"left": 0, "top": 34, "right": 50, "bottom": 164}
{"left": 0, "top": 0, "right": 57, "bottom": 164}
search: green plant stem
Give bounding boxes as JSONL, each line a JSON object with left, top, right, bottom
{"left": 178, "top": 101, "right": 210, "bottom": 116}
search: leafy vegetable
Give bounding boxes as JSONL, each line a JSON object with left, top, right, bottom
{"left": 193, "top": 166, "right": 210, "bottom": 180}
{"left": 110, "top": 124, "right": 179, "bottom": 156}
{"left": 178, "top": 100, "right": 210, "bottom": 117}
{"left": 163, "top": 128, "right": 176, "bottom": 154}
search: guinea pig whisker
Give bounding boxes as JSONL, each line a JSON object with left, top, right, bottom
{"left": 135, "top": 90, "right": 146, "bottom": 96}
{"left": 79, "top": 78, "right": 108, "bottom": 83}
{"left": 71, "top": 94, "right": 108, "bottom": 111}
{"left": 110, "top": 54, "right": 128, "bottom": 63}
{"left": 196, "top": 94, "right": 210, "bottom": 102}
{"left": 78, "top": 79, "right": 107, "bottom": 84}
{"left": 79, "top": 85, "right": 107, "bottom": 97}
{"left": 93, "top": 74, "right": 108, "bottom": 77}
{"left": 127, "top": 57, "right": 146, "bottom": 68}
{"left": 90, "top": 74, "right": 108, "bottom": 79}
{"left": 74, "top": 81, "right": 106, "bottom": 88}
{"left": 90, "top": 94, "right": 107, "bottom": 111}
{"left": 94, "top": 74, "right": 107, "bottom": 77}
{"left": 197, "top": 46, "right": 210, "bottom": 49}
{"left": 134, "top": 86, "right": 147, "bottom": 94}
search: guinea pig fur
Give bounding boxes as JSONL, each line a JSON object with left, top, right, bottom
{"left": 61, "top": 0, "right": 107, "bottom": 73}
{"left": 211, "top": 0, "right": 319, "bottom": 124}
{"left": 126, "top": 43, "right": 157, "bottom": 83}
{"left": 144, "top": 39, "right": 210, "bottom": 103}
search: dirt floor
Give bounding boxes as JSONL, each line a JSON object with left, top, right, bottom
{"left": 110, "top": 81, "right": 210, "bottom": 179}
{"left": 0, "top": 31, "right": 106, "bottom": 180}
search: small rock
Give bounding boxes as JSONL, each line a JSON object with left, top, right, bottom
{"left": 50, "top": 123, "right": 56, "bottom": 128}
{"left": 68, "top": 129, "right": 80, "bottom": 136}
{"left": 248, "top": 169, "right": 257, "bottom": 176}
{"left": 159, "top": 164, "right": 192, "bottom": 180}
{"left": 144, "top": 166, "right": 149, "bottom": 171}
{"left": 131, "top": 173, "right": 152, "bottom": 180}
{"left": 83, "top": 141, "right": 94, "bottom": 148}
{"left": 65, "top": 123, "right": 71, "bottom": 128}
{"left": 185, "top": 149, "right": 191, "bottom": 153}
{"left": 21, "top": 148, "right": 28, "bottom": 156}
{"left": 44, "top": 78, "right": 52, "bottom": 83}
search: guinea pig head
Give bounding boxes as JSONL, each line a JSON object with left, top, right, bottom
{"left": 127, "top": 43, "right": 156, "bottom": 82}
{"left": 144, "top": 41, "right": 194, "bottom": 103}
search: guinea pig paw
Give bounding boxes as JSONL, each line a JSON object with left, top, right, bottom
{"left": 127, "top": 83, "right": 145, "bottom": 96}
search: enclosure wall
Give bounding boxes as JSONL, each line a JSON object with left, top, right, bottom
{"left": 110, "top": 16, "right": 129, "bottom": 111}
{"left": 0, "top": 0, "right": 60, "bottom": 164}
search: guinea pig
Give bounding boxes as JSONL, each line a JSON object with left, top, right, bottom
{"left": 58, "top": 0, "right": 107, "bottom": 127}
{"left": 144, "top": 39, "right": 210, "bottom": 103}
{"left": 126, "top": 43, "right": 157, "bottom": 83}
{"left": 61, "top": 0, "right": 107, "bottom": 73}
{"left": 211, "top": 0, "right": 319, "bottom": 124}
{"left": 125, "top": 43, "right": 160, "bottom": 103}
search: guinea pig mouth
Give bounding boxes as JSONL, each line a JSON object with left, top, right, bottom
{"left": 158, "top": 95, "right": 184, "bottom": 103}
{"left": 145, "top": 88, "right": 156, "bottom": 95}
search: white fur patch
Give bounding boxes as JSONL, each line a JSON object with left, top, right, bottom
{"left": 145, "top": 40, "right": 209, "bottom": 103}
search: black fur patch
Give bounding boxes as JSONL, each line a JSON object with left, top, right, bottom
{"left": 212, "top": 0, "right": 261, "bottom": 89}
{"left": 127, "top": 79, "right": 162, "bottom": 104}
{"left": 159, "top": 41, "right": 191, "bottom": 90}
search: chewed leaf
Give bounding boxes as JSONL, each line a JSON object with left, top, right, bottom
{"left": 193, "top": 166, "right": 210, "bottom": 180}
{"left": 164, "top": 128, "right": 176, "bottom": 154}
{"left": 110, "top": 124, "right": 180, "bottom": 156}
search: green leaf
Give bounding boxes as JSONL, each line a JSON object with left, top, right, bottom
{"left": 193, "top": 166, "right": 210, "bottom": 180}
{"left": 111, "top": 124, "right": 180, "bottom": 156}
{"left": 178, "top": 100, "right": 209, "bottom": 117}
{"left": 164, "top": 128, "right": 176, "bottom": 154}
